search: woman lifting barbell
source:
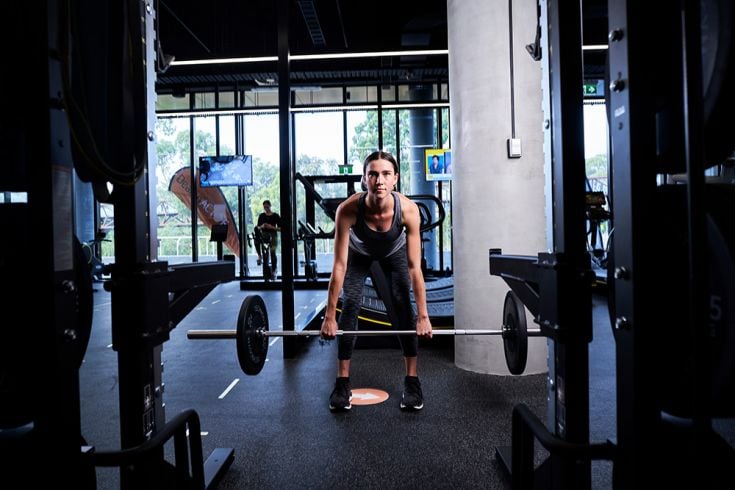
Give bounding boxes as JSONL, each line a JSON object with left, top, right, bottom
{"left": 320, "top": 150, "right": 433, "bottom": 412}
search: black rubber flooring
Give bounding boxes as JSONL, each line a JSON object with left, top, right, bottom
{"left": 80, "top": 281, "right": 617, "bottom": 489}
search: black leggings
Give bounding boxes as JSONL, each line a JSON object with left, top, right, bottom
{"left": 337, "top": 246, "right": 418, "bottom": 360}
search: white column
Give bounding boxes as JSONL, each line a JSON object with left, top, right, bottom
{"left": 448, "top": 0, "right": 548, "bottom": 374}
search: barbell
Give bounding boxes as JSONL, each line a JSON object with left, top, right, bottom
{"left": 187, "top": 291, "right": 541, "bottom": 376}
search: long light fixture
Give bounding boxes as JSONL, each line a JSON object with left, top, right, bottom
{"left": 292, "top": 49, "right": 448, "bottom": 61}
{"left": 170, "top": 49, "right": 449, "bottom": 67}
{"left": 172, "top": 56, "right": 278, "bottom": 66}
{"left": 582, "top": 44, "right": 608, "bottom": 50}
{"left": 157, "top": 101, "right": 450, "bottom": 118}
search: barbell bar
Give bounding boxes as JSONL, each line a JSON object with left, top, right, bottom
{"left": 186, "top": 291, "right": 537, "bottom": 376}
{"left": 187, "top": 328, "right": 543, "bottom": 339}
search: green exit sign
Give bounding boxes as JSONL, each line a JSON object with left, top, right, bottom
{"left": 338, "top": 165, "right": 353, "bottom": 175}
{"left": 583, "top": 80, "right": 604, "bottom": 97}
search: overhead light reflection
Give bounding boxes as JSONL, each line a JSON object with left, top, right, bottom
{"left": 170, "top": 49, "right": 449, "bottom": 67}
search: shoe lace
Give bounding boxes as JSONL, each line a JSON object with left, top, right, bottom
{"left": 406, "top": 378, "right": 422, "bottom": 396}
{"left": 336, "top": 378, "right": 350, "bottom": 396}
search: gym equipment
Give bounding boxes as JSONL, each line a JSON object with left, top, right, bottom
{"left": 72, "top": 235, "right": 94, "bottom": 369}
{"left": 502, "top": 288, "right": 528, "bottom": 375}
{"left": 209, "top": 223, "right": 228, "bottom": 260}
{"left": 294, "top": 172, "right": 447, "bottom": 234}
{"left": 81, "top": 231, "right": 111, "bottom": 281}
{"left": 489, "top": 0, "right": 600, "bottom": 486}
{"left": 606, "top": 1, "right": 735, "bottom": 486}
{"left": 297, "top": 221, "right": 319, "bottom": 281}
{"left": 349, "top": 275, "right": 455, "bottom": 328}
{"left": 253, "top": 227, "right": 276, "bottom": 281}
{"left": 585, "top": 189, "right": 612, "bottom": 273}
{"left": 188, "top": 291, "right": 540, "bottom": 376}
{"left": 639, "top": 185, "right": 735, "bottom": 416}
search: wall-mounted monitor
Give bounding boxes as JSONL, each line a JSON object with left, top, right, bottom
{"left": 425, "top": 149, "right": 452, "bottom": 181}
{"left": 199, "top": 155, "right": 253, "bottom": 187}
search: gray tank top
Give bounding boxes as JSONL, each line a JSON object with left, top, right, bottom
{"left": 349, "top": 192, "right": 407, "bottom": 258}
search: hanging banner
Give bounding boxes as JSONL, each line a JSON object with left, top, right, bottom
{"left": 168, "top": 167, "right": 240, "bottom": 257}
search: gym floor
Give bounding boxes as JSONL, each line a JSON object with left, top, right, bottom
{"left": 80, "top": 281, "right": 616, "bottom": 489}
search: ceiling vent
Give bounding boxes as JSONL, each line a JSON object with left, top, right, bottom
{"left": 298, "top": 1, "right": 326, "bottom": 47}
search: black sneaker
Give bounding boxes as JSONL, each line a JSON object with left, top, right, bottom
{"left": 400, "top": 376, "right": 424, "bottom": 411}
{"left": 329, "top": 377, "right": 352, "bottom": 411}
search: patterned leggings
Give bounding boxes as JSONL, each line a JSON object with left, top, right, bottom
{"left": 337, "top": 245, "right": 418, "bottom": 360}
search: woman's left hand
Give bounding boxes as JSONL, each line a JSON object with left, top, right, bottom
{"left": 416, "top": 316, "right": 433, "bottom": 338}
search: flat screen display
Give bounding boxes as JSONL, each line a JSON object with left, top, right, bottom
{"left": 425, "top": 149, "right": 452, "bottom": 181}
{"left": 199, "top": 155, "right": 253, "bottom": 187}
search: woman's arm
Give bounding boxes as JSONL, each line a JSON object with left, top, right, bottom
{"left": 402, "top": 196, "right": 433, "bottom": 338}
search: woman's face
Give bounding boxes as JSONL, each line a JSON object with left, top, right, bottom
{"left": 364, "top": 158, "right": 398, "bottom": 197}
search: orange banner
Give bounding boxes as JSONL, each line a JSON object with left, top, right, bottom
{"left": 168, "top": 167, "right": 240, "bottom": 257}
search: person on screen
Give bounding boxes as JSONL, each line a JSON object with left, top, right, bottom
{"left": 199, "top": 159, "right": 211, "bottom": 185}
{"left": 429, "top": 154, "right": 443, "bottom": 174}
{"left": 320, "top": 150, "right": 433, "bottom": 412}
{"left": 256, "top": 200, "right": 281, "bottom": 278}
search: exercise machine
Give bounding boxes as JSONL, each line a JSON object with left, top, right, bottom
{"left": 1, "top": 3, "right": 236, "bottom": 487}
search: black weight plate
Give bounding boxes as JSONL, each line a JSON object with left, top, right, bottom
{"left": 236, "top": 295, "right": 269, "bottom": 375}
{"left": 702, "top": 0, "right": 735, "bottom": 168}
{"left": 702, "top": 187, "right": 735, "bottom": 415}
{"left": 503, "top": 290, "right": 528, "bottom": 375}
{"left": 652, "top": 186, "right": 735, "bottom": 417}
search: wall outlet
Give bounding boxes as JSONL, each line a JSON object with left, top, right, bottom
{"left": 507, "top": 138, "right": 522, "bottom": 158}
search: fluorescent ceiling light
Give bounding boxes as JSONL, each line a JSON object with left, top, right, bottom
{"left": 173, "top": 56, "right": 278, "bottom": 66}
{"left": 157, "top": 101, "right": 450, "bottom": 118}
{"left": 292, "top": 49, "right": 448, "bottom": 61}
{"left": 582, "top": 44, "right": 608, "bottom": 51}
{"left": 170, "top": 49, "right": 448, "bottom": 67}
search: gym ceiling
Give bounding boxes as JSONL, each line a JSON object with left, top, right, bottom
{"left": 155, "top": 0, "right": 609, "bottom": 94}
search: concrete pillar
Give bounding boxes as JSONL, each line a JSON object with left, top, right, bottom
{"left": 448, "top": 0, "right": 548, "bottom": 374}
